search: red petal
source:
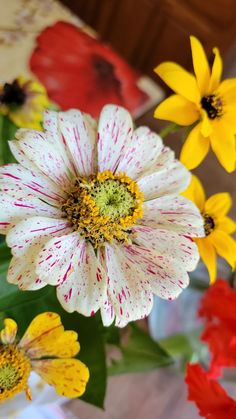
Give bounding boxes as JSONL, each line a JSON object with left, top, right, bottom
{"left": 185, "top": 363, "right": 236, "bottom": 418}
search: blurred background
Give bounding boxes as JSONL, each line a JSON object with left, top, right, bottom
{"left": 1, "top": 0, "right": 236, "bottom": 417}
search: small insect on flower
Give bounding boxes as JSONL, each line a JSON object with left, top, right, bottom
{"left": 0, "top": 76, "right": 49, "bottom": 129}
{"left": 0, "top": 312, "right": 89, "bottom": 402}
{"left": 154, "top": 36, "right": 236, "bottom": 172}
{"left": 0, "top": 105, "right": 204, "bottom": 327}
{"left": 183, "top": 175, "right": 236, "bottom": 283}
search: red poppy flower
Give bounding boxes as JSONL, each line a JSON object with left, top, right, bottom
{"left": 199, "top": 279, "right": 236, "bottom": 378}
{"left": 185, "top": 363, "right": 236, "bottom": 419}
{"left": 30, "top": 21, "right": 148, "bottom": 118}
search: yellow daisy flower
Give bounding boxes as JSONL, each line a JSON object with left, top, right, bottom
{"left": 154, "top": 36, "right": 236, "bottom": 173}
{"left": 0, "top": 76, "right": 49, "bottom": 130}
{"left": 0, "top": 312, "right": 89, "bottom": 402}
{"left": 183, "top": 175, "right": 236, "bottom": 283}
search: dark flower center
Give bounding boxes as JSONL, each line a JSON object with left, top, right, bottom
{"left": 201, "top": 95, "right": 223, "bottom": 119}
{"left": 203, "top": 213, "right": 215, "bottom": 236}
{"left": 93, "top": 55, "right": 121, "bottom": 91}
{"left": 0, "top": 80, "right": 26, "bottom": 107}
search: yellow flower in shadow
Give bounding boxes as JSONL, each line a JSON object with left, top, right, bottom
{"left": 183, "top": 175, "right": 236, "bottom": 283}
{"left": 0, "top": 312, "right": 89, "bottom": 402}
{"left": 154, "top": 36, "right": 236, "bottom": 173}
{"left": 0, "top": 76, "right": 49, "bottom": 130}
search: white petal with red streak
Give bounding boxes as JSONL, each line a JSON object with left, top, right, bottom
{"left": 16, "top": 130, "right": 71, "bottom": 188}
{"left": 58, "top": 109, "right": 97, "bottom": 177}
{"left": 104, "top": 244, "right": 153, "bottom": 326}
{"left": 0, "top": 192, "right": 62, "bottom": 234}
{"left": 142, "top": 195, "right": 204, "bottom": 237}
{"left": 0, "top": 164, "right": 65, "bottom": 205}
{"left": 7, "top": 216, "right": 72, "bottom": 258}
{"left": 97, "top": 105, "right": 133, "bottom": 173}
{"left": 137, "top": 160, "right": 190, "bottom": 200}
{"left": 9, "top": 139, "right": 40, "bottom": 172}
{"left": 132, "top": 226, "right": 199, "bottom": 271}
{"left": 116, "top": 127, "right": 163, "bottom": 179}
{"left": 56, "top": 241, "right": 107, "bottom": 316}
{"left": 123, "top": 244, "right": 189, "bottom": 300}
{"left": 8, "top": 246, "right": 47, "bottom": 290}
{"left": 36, "top": 233, "right": 81, "bottom": 285}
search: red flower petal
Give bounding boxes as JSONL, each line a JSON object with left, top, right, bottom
{"left": 30, "top": 21, "right": 148, "bottom": 117}
{"left": 185, "top": 363, "right": 236, "bottom": 418}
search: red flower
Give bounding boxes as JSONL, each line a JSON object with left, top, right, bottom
{"left": 185, "top": 363, "right": 236, "bottom": 419}
{"left": 199, "top": 279, "right": 236, "bottom": 378}
{"left": 30, "top": 21, "right": 148, "bottom": 118}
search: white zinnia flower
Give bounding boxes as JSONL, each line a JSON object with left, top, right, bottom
{"left": 0, "top": 105, "right": 204, "bottom": 327}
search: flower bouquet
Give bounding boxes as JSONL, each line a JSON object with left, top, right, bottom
{"left": 0, "top": 34, "right": 235, "bottom": 418}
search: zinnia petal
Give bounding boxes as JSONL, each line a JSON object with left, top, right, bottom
{"left": 190, "top": 35, "right": 210, "bottom": 95}
{"left": 31, "top": 359, "right": 89, "bottom": 398}
{"left": 180, "top": 123, "right": 210, "bottom": 170}
{"left": 56, "top": 241, "right": 107, "bottom": 316}
{"left": 133, "top": 226, "right": 199, "bottom": 271}
{"left": 20, "top": 312, "right": 80, "bottom": 359}
{"left": 195, "top": 237, "right": 217, "bottom": 284}
{"left": 0, "top": 319, "right": 18, "bottom": 344}
{"left": 142, "top": 195, "right": 204, "bottom": 237}
{"left": 117, "top": 127, "right": 163, "bottom": 179}
{"left": 154, "top": 94, "right": 199, "bottom": 125}
{"left": 97, "top": 105, "right": 133, "bottom": 172}
{"left": 154, "top": 62, "right": 200, "bottom": 103}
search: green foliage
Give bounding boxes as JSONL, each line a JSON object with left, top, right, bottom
{"left": 109, "top": 323, "right": 173, "bottom": 375}
{"left": 0, "top": 114, "right": 17, "bottom": 164}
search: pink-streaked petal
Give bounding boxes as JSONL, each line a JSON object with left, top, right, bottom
{"left": 8, "top": 247, "right": 47, "bottom": 290}
{"left": 0, "top": 164, "right": 65, "bottom": 205}
{"left": 43, "top": 109, "right": 58, "bottom": 135}
{"left": 58, "top": 109, "right": 97, "bottom": 176}
{"left": 0, "top": 192, "right": 62, "bottom": 234}
{"left": 132, "top": 226, "right": 199, "bottom": 271}
{"left": 36, "top": 233, "right": 81, "bottom": 285}
{"left": 9, "top": 139, "right": 40, "bottom": 172}
{"left": 7, "top": 217, "right": 72, "bottom": 258}
{"left": 117, "top": 127, "right": 163, "bottom": 179}
{"left": 142, "top": 195, "right": 204, "bottom": 237}
{"left": 56, "top": 241, "right": 107, "bottom": 316}
{"left": 104, "top": 244, "right": 153, "bottom": 325}
{"left": 123, "top": 244, "right": 190, "bottom": 300}
{"left": 16, "top": 130, "right": 71, "bottom": 188}
{"left": 97, "top": 105, "right": 133, "bottom": 173}
{"left": 138, "top": 160, "right": 191, "bottom": 200}
{"left": 100, "top": 295, "right": 115, "bottom": 327}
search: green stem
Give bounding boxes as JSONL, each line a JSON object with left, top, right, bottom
{"left": 159, "top": 122, "right": 180, "bottom": 139}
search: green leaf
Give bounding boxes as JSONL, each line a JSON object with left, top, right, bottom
{"left": 159, "top": 333, "right": 193, "bottom": 357}
{"left": 0, "top": 114, "right": 17, "bottom": 164}
{"left": 0, "top": 285, "right": 107, "bottom": 408}
{"left": 108, "top": 323, "right": 173, "bottom": 375}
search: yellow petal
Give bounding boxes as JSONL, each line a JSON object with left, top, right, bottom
{"left": 218, "top": 79, "right": 236, "bottom": 105}
{"left": 180, "top": 123, "right": 210, "bottom": 169}
{"left": 217, "top": 216, "right": 236, "bottom": 234}
{"left": 32, "top": 359, "right": 89, "bottom": 398}
{"left": 210, "top": 230, "right": 236, "bottom": 269}
{"left": 195, "top": 237, "right": 217, "bottom": 284}
{"left": 0, "top": 319, "right": 17, "bottom": 344}
{"left": 190, "top": 35, "right": 210, "bottom": 95}
{"left": 205, "top": 192, "right": 232, "bottom": 218}
{"left": 20, "top": 312, "right": 80, "bottom": 359}
{"left": 222, "top": 106, "right": 236, "bottom": 132}
{"left": 200, "top": 110, "right": 213, "bottom": 137}
{"left": 182, "top": 174, "right": 206, "bottom": 211}
{"left": 208, "top": 47, "right": 223, "bottom": 93}
{"left": 210, "top": 121, "right": 236, "bottom": 172}
{"left": 154, "top": 62, "right": 200, "bottom": 103}
{"left": 154, "top": 94, "right": 199, "bottom": 125}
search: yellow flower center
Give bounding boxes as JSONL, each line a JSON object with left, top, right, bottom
{"left": 62, "top": 170, "right": 144, "bottom": 248}
{"left": 203, "top": 213, "right": 215, "bottom": 236}
{"left": 201, "top": 94, "right": 223, "bottom": 119}
{"left": 0, "top": 344, "right": 31, "bottom": 402}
